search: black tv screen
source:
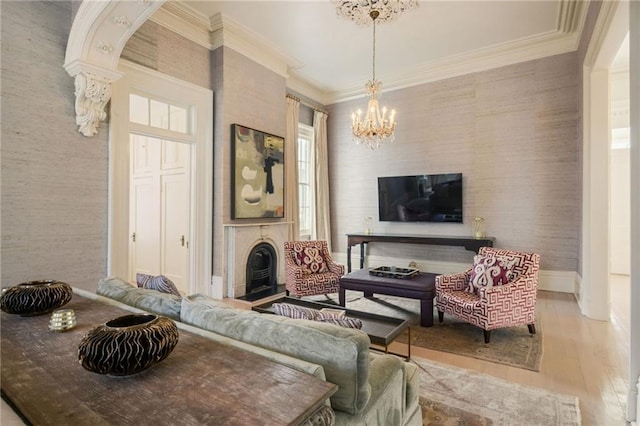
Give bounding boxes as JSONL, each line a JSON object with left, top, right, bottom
{"left": 378, "top": 173, "right": 463, "bottom": 223}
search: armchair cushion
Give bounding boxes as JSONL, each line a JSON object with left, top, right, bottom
{"left": 467, "top": 254, "right": 516, "bottom": 293}
{"left": 293, "top": 246, "right": 329, "bottom": 275}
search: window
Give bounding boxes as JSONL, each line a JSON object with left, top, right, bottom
{"left": 129, "top": 94, "right": 189, "bottom": 134}
{"left": 297, "top": 124, "right": 314, "bottom": 239}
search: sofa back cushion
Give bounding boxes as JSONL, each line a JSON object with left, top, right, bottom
{"left": 97, "top": 277, "right": 182, "bottom": 321}
{"left": 181, "top": 295, "right": 371, "bottom": 415}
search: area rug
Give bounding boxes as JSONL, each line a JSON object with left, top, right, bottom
{"left": 414, "top": 357, "right": 581, "bottom": 425}
{"left": 306, "top": 291, "right": 543, "bottom": 371}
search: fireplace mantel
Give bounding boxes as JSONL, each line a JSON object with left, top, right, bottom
{"left": 224, "top": 223, "right": 291, "bottom": 298}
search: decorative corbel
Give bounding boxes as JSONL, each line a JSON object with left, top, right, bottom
{"left": 73, "top": 72, "right": 113, "bottom": 137}
{"left": 64, "top": 0, "right": 165, "bottom": 137}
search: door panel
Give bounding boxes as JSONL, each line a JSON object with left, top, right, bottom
{"left": 162, "top": 172, "right": 190, "bottom": 293}
{"left": 131, "top": 177, "right": 160, "bottom": 277}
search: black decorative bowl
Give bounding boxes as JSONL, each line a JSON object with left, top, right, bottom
{"left": 0, "top": 280, "right": 73, "bottom": 316}
{"left": 78, "top": 314, "right": 179, "bottom": 376}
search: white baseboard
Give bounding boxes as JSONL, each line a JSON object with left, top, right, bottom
{"left": 332, "top": 252, "right": 578, "bottom": 294}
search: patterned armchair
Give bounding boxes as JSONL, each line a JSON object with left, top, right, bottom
{"left": 284, "top": 240, "right": 345, "bottom": 297}
{"left": 435, "top": 247, "right": 540, "bottom": 343}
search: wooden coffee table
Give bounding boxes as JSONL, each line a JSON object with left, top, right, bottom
{"left": 253, "top": 296, "right": 411, "bottom": 359}
{"left": 1, "top": 295, "right": 337, "bottom": 425}
{"left": 339, "top": 269, "right": 437, "bottom": 327}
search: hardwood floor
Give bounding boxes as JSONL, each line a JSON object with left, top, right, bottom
{"left": 232, "top": 277, "right": 631, "bottom": 424}
{"left": 392, "top": 274, "right": 630, "bottom": 426}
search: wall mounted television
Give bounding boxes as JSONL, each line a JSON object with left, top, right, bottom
{"left": 378, "top": 173, "right": 463, "bottom": 223}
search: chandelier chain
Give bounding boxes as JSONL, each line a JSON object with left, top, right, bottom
{"left": 372, "top": 16, "right": 376, "bottom": 83}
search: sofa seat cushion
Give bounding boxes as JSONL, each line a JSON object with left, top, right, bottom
{"left": 181, "top": 295, "right": 371, "bottom": 415}
{"left": 96, "top": 277, "right": 182, "bottom": 321}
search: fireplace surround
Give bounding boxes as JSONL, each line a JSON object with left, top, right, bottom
{"left": 224, "top": 223, "right": 288, "bottom": 298}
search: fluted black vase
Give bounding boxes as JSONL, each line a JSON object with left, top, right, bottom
{"left": 78, "top": 313, "right": 179, "bottom": 376}
{"left": 0, "top": 280, "right": 73, "bottom": 316}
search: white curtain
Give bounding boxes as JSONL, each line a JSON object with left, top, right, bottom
{"left": 285, "top": 95, "right": 300, "bottom": 241}
{"left": 313, "top": 110, "right": 332, "bottom": 250}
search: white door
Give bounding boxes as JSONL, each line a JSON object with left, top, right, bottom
{"left": 129, "top": 135, "right": 191, "bottom": 293}
{"left": 110, "top": 62, "right": 213, "bottom": 297}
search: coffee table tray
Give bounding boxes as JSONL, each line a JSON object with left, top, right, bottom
{"left": 369, "top": 266, "right": 419, "bottom": 279}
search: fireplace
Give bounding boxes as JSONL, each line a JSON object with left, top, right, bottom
{"left": 245, "top": 242, "right": 277, "bottom": 295}
{"left": 224, "top": 223, "right": 288, "bottom": 299}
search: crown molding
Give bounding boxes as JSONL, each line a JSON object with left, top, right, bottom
{"left": 209, "top": 13, "right": 302, "bottom": 78}
{"left": 148, "top": 1, "right": 211, "bottom": 49}
{"left": 151, "top": 0, "right": 590, "bottom": 106}
{"left": 327, "top": 28, "right": 583, "bottom": 103}
{"left": 151, "top": 1, "right": 302, "bottom": 79}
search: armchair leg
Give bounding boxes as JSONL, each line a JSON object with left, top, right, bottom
{"left": 483, "top": 330, "right": 491, "bottom": 344}
{"left": 285, "top": 290, "right": 290, "bottom": 296}
{"left": 438, "top": 311, "right": 444, "bottom": 323}
{"left": 527, "top": 324, "right": 536, "bottom": 335}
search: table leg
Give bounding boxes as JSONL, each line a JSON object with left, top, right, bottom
{"left": 359, "top": 243, "right": 365, "bottom": 269}
{"left": 339, "top": 287, "right": 346, "bottom": 306}
{"left": 347, "top": 246, "right": 352, "bottom": 273}
{"left": 420, "top": 298, "right": 434, "bottom": 327}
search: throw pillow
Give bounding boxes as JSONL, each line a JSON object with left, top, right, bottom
{"left": 466, "top": 255, "right": 516, "bottom": 294}
{"left": 315, "top": 316, "right": 363, "bottom": 329}
{"left": 272, "top": 303, "right": 319, "bottom": 320}
{"left": 293, "top": 246, "right": 329, "bottom": 275}
{"left": 136, "top": 273, "right": 181, "bottom": 297}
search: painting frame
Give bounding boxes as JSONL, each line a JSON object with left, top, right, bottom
{"left": 231, "top": 124, "right": 285, "bottom": 219}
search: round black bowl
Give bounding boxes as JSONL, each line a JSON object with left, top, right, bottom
{"left": 78, "top": 313, "right": 179, "bottom": 376}
{"left": 0, "top": 280, "right": 73, "bottom": 316}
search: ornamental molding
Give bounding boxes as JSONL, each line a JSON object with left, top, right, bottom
{"left": 74, "top": 72, "right": 114, "bottom": 137}
{"left": 64, "top": 0, "right": 165, "bottom": 137}
{"left": 149, "top": 3, "right": 302, "bottom": 78}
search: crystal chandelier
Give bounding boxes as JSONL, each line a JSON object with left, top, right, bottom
{"left": 334, "top": 1, "right": 418, "bottom": 149}
{"left": 352, "top": 10, "right": 395, "bottom": 149}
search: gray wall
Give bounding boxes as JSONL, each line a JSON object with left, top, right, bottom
{"left": 211, "top": 47, "right": 287, "bottom": 277}
{"left": 121, "top": 20, "right": 211, "bottom": 89}
{"left": 1, "top": 0, "right": 596, "bottom": 293}
{"left": 327, "top": 53, "right": 581, "bottom": 272}
{"left": 1, "top": 1, "right": 108, "bottom": 290}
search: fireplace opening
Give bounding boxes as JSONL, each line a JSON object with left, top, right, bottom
{"left": 245, "top": 242, "right": 278, "bottom": 296}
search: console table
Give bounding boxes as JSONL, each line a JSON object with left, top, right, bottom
{"left": 346, "top": 233, "right": 495, "bottom": 272}
{"left": 1, "top": 295, "right": 337, "bottom": 425}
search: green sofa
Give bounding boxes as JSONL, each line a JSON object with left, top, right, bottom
{"left": 95, "top": 277, "right": 422, "bottom": 426}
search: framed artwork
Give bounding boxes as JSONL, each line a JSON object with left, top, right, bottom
{"left": 231, "top": 124, "right": 285, "bottom": 219}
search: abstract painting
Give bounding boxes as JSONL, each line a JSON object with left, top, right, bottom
{"left": 231, "top": 124, "right": 285, "bottom": 219}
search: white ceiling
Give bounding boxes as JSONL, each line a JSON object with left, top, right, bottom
{"left": 168, "top": 1, "right": 589, "bottom": 103}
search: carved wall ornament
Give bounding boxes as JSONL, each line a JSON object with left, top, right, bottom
{"left": 112, "top": 16, "right": 132, "bottom": 27}
{"left": 96, "top": 41, "right": 113, "bottom": 54}
{"left": 74, "top": 72, "right": 113, "bottom": 137}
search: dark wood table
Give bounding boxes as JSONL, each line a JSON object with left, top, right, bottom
{"left": 339, "top": 269, "right": 437, "bottom": 327}
{"left": 346, "top": 233, "right": 495, "bottom": 272}
{"left": 1, "top": 295, "right": 337, "bottom": 426}
{"left": 253, "top": 296, "right": 411, "bottom": 359}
